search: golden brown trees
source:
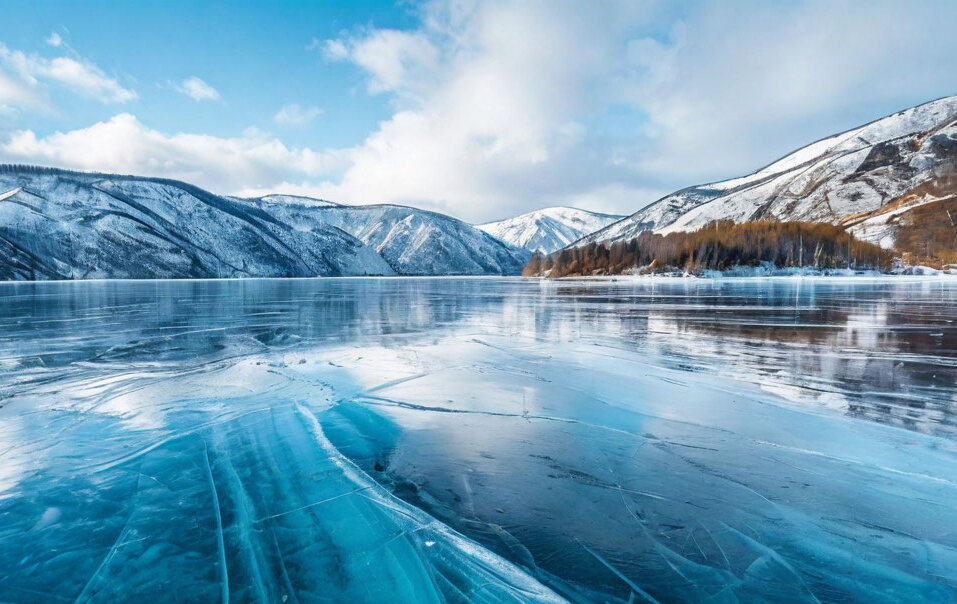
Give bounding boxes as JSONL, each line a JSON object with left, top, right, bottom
{"left": 525, "top": 221, "right": 893, "bottom": 277}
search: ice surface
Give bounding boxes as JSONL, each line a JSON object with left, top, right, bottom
{"left": 1, "top": 277, "right": 956, "bottom": 602}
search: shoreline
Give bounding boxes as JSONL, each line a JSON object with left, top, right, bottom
{"left": 0, "top": 274, "right": 530, "bottom": 285}
{"left": 542, "top": 272, "right": 957, "bottom": 283}
{"left": 531, "top": 262, "right": 957, "bottom": 281}
{"left": 4, "top": 273, "right": 957, "bottom": 286}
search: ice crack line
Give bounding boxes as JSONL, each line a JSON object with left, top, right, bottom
{"left": 354, "top": 394, "right": 669, "bottom": 441}
{"left": 203, "top": 441, "right": 229, "bottom": 604}
{"left": 253, "top": 487, "right": 371, "bottom": 523}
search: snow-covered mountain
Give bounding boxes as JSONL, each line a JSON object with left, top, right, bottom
{"left": 247, "top": 194, "right": 340, "bottom": 207}
{"left": 243, "top": 197, "right": 530, "bottom": 276}
{"left": 579, "top": 95, "right": 957, "bottom": 250}
{"left": 477, "top": 207, "right": 623, "bottom": 254}
{"left": 0, "top": 167, "right": 528, "bottom": 280}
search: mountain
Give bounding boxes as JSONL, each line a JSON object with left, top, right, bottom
{"left": 243, "top": 197, "right": 530, "bottom": 276}
{"left": 0, "top": 166, "right": 527, "bottom": 280}
{"left": 247, "top": 194, "right": 340, "bottom": 207}
{"left": 477, "top": 207, "right": 623, "bottom": 254}
{"left": 578, "top": 95, "right": 957, "bottom": 255}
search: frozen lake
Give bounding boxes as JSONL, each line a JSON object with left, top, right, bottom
{"left": 1, "top": 277, "right": 956, "bottom": 602}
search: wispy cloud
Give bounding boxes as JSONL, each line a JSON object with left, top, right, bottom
{"left": 273, "top": 103, "right": 322, "bottom": 126}
{"left": 0, "top": 41, "right": 136, "bottom": 109}
{"left": 45, "top": 32, "right": 63, "bottom": 48}
{"left": 0, "top": 65, "right": 46, "bottom": 113}
{"left": 322, "top": 30, "right": 438, "bottom": 99}
{"left": 175, "top": 76, "right": 220, "bottom": 102}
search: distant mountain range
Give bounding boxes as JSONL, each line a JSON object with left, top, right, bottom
{"left": 1, "top": 95, "right": 954, "bottom": 280}
{"left": 0, "top": 167, "right": 528, "bottom": 280}
{"left": 244, "top": 195, "right": 530, "bottom": 276}
{"left": 577, "top": 95, "right": 957, "bottom": 261}
{"left": 477, "top": 207, "right": 622, "bottom": 254}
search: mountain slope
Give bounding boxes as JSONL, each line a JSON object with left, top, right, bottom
{"left": 0, "top": 167, "right": 528, "bottom": 280}
{"left": 477, "top": 207, "right": 623, "bottom": 254}
{"left": 244, "top": 197, "right": 530, "bottom": 275}
{"left": 579, "top": 95, "right": 957, "bottom": 251}
{"left": 0, "top": 167, "right": 394, "bottom": 280}
{"left": 247, "top": 194, "right": 340, "bottom": 208}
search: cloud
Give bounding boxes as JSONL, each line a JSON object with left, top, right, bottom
{"left": 311, "top": 1, "right": 671, "bottom": 220}
{"left": 274, "top": 103, "right": 323, "bottom": 126}
{"left": 0, "top": 113, "right": 346, "bottom": 194}
{"left": 45, "top": 32, "right": 63, "bottom": 48}
{"left": 0, "top": 67, "right": 45, "bottom": 114}
{"left": 43, "top": 56, "right": 137, "bottom": 103}
{"left": 175, "top": 76, "right": 220, "bottom": 102}
{"left": 309, "top": 0, "right": 957, "bottom": 222}
{"left": 318, "top": 38, "right": 346, "bottom": 58}
{"left": 323, "top": 30, "right": 439, "bottom": 98}
{"left": 618, "top": 0, "right": 957, "bottom": 184}
{"left": 3, "top": 1, "right": 956, "bottom": 224}
{"left": 0, "top": 41, "right": 136, "bottom": 107}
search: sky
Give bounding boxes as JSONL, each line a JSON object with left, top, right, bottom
{"left": 0, "top": 0, "right": 955, "bottom": 223}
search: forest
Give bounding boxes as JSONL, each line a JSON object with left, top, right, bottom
{"left": 890, "top": 198, "right": 957, "bottom": 267}
{"left": 523, "top": 220, "right": 893, "bottom": 277}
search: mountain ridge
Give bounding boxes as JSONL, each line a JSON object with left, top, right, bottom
{"left": 0, "top": 165, "right": 528, "bottom": 280}
{"left": 246, "top": 196, "right": 529, "bottom": 275}
{"left": 575, "top": 94, "right": 957, "bottom": 256}
{"left": 477, "top": 206, "right": 623, "bottom": 254}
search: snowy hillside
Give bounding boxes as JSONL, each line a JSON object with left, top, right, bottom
{"left": 266, "top": 201, "right": 530, "bottom": 275}
{"left": 0, "top": 167, "right": 527, "bottom": 280}
{"left": 477, "top": 207, "right": 623, "bottom": 254}
{"left": 580, "top": 95, "right": 957, "bottom": 250}
{"left": 247, "top": 194, "right": 340, "bottom": 207}
{"left": 0, "top": 167, "right": 393, "bottom": 280}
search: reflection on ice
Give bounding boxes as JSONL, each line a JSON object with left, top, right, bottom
{"left": 1, "top": 277, "right": 956, "bottom": 601}
{"left": 0, "top": 357, "right": 562, "bottom": 602}
{"left": 315, "top": 334, "right": 957, "bottom": 601}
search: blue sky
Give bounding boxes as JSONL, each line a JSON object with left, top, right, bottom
{"left": 1, "top": 0, "right": 414, "bottom": 147}
{"left": 0, "top": 0, "right": 955, "bottom": 222}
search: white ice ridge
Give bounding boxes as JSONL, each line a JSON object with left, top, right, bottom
{"left": 294, "top": 400, "right": 566, "bottom": 603}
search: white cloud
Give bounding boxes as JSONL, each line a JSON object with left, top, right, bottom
{"left": 0, "top": 113, "right": 346, "bottom": 194}
{"left": 233, "top": 180, "right": 337, "bottom": 200}
{"left": 3, "top": 1, "right": 956, "bottom": 224}
{"left": 311, "top": 2, "right": 669, "bottom": 220}
{"left": 46, "top": 32, "right": 63, "bottom": 47}
{"left": 176, "top": 76, "right": 220, "bottom": 102}
{"left": 319, "top": 38, "right": 346, "bottom": 59}
{"left": 0, "top": 67, "right": 45, "bottom": 114}
{"left": 0, "top": 41, "right": 136, "bottom": 106}
{"left": 44, "top": 56, "right": 137, "bottom": 103}
{"left": 618, "top": 1, "right": 957, "bottom": 185}
{"left": 324, "top": 30, "right": 439, "bottom": 98}
{"left": 274, "top": 103, "right": 323, "bottom": 126}
{"left": 309, "top": 0, "right": 957, "bottom": 222}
